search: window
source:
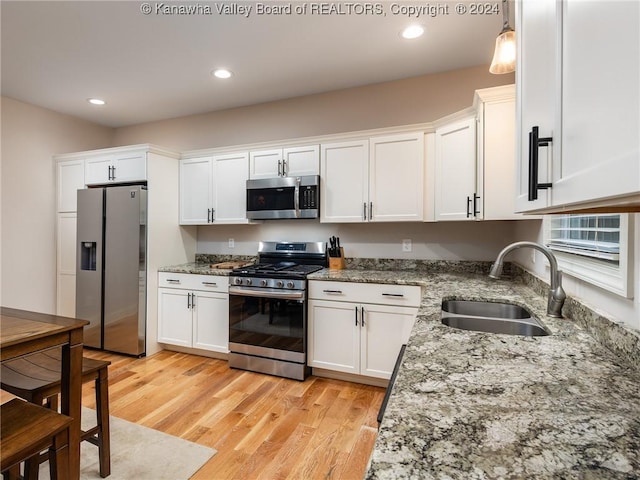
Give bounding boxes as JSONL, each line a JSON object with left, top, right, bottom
{"left": 544, "top": 214, "right": 633, "bottom": 297}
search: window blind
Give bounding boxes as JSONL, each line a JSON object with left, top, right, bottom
{"left": 547, "top": 214, "right": 621, "bottom": 263}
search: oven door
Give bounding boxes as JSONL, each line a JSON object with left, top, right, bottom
{"left": 228, "top": 286, "right": 307, "bottom": 363}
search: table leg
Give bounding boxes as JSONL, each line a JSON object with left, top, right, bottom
{"left": 60, "top": 329, "right": 84, "bottom": 480}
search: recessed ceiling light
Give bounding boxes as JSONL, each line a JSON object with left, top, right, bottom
{"left": 87, "top": 98, "right": 106, "bottom": 105}
{"left": 212, "top": 68, "right": 233, "bottom": 79}
{"left": 401, "top": 25, "right": 425, "bottom": 39}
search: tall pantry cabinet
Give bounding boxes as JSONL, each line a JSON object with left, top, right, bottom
{"left": 55, "top": 144, "right": 196, "bottom": 356}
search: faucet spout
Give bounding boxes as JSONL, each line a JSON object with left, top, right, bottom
{"left": 489, "top": 241, "right": 566, "bottom": 318}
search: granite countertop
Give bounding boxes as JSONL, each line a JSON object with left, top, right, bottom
{"left": 315, "top": 271, "right": 640, "bottom": 479}
{"left": 160, "top": 261, "right": 640, "bottom": 477}
{"left": 158, "top": 262, "right": 239, "bottom": 276}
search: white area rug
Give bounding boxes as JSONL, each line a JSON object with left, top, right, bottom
{"left": 41, "top": 407, "right": 216, "bottom": 480}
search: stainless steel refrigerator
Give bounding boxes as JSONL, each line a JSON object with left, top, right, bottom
{"left": 76, "top": 185, "right": 147, "bottom": 356}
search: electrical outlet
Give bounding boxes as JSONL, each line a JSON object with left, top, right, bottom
{"left": 402, "top": 239, "right": 412, "bottom": 252}
{"left": 228, "top": 238, "right": 235, "bottom": 249}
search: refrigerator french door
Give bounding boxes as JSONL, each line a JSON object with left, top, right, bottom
{"left": 76, "top": 185, "right": 147, "bottom": 356}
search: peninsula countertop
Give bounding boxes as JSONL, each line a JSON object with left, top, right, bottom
{"left": 309, "top": 269, "right": 640, "bottom": 479}
{"left": 158, "top": 262, "right": 640, "bottom": 477}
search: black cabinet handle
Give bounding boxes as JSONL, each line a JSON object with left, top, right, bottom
{"left": 363, "top": 202, "right": 367, "bottom": 221}
{"left": 466, "top": 196, "right": 472, "bottom": 218}
{"left": 207, "top": 208, "right": 211, "bottom": 223}
{"left": 355, "top": 306, "right": 358, "bottom": 326}
{"left": 369, "top": 202, "right": 373, "bottom": 221}
{"left": 361, "top": 306, "right": 365, "bottom": 326}
{"left": 528, "top": 126, "right": 553, "bottom": 201}
{"left": 187, "top": 292, "right": 191, "bottom": 309}
{"left": 473, "top": 194, "right": 480, "bottom": 217}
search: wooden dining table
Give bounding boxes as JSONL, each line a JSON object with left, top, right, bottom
{"left": 0, "top": 306, "right": 88, "bottom": 479}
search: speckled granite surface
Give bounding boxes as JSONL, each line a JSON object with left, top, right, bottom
{"left": 313, "top": 271, "right": 640, "bottom": 479}
{"left": 160, "top": 258, "right": 640, "bottom": 478}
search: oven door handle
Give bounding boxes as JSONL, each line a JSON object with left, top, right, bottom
{"left": 229, "top": 286, "right": 305, "bottom": 300}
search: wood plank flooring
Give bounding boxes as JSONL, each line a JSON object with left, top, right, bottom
{"left": 81, "top": 349, "right": 385, "bottom": 480}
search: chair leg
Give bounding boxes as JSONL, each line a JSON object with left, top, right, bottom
{"left": 96, "top": 368, "right": 111, "bottom": 478}
{"left": 48, "top": 427, "right": 70, "bottom": 480}
{"left": 2, "top": 465, "right": 21, "bottom": 480}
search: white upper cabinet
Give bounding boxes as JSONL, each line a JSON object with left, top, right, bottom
{"left": 85, "top": 151, "right": 147, "bottom": 185}
{"left": 320, "top": 140, "right": 369, "bottom": 223}
{"left": 57, "top": 159, "right": 85, "bottom": 212}
{"left": 516, "top": 0, "right": 640, "bottom": 213}
{"left": 476, "top": 85, "right": 521, "bottom": 220}
{"left": 249, "top": 144, "right": 319, "bottom": 179}
{"left": 179, "top": 152, "right": 249, "bottom": 225}
{"left": 212, "top": 152, "right": 250, "bottom": 223}
{"left": 555, "top": 0, "right": 639, "bottom": 207}
{"left": 180, "top": 157, "right": 213, "bottom": 224}
{"left": 515, "top": 0, "right": 557, "bottom": 212}
{"left": 434, "top": 116, "right": 477, "bottom": 221}
{"left": 369, "top": 133, "right": 424, "bottom": 222}
{"left": 320, "top": 132, "right": 425, "bottom": 223}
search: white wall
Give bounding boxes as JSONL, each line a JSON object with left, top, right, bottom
{"left": 197, "top": 220, "right": 518, "bottom": 261}
{"left": 0, "top": 97, "right": 114, "bottom": 313}
{"left": 511, "top": 217, "right": 640, "bottom": 331}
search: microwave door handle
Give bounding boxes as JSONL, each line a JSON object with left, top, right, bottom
{"left": 294, "top": 177, "right": 301, "bottom": 218}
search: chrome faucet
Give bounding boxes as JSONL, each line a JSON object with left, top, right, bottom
{"left": 489, "top": 241, "right": 566, "bottom": 318}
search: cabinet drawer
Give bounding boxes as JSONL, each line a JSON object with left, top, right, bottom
{"left": 158, "top": 272, "right": 229, "bottom": 292}
{"left": 309, "top": 280, "right": 421, "bottom": 307}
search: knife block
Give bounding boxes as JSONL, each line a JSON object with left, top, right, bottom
{"left": 329, "top": 248, "right": 346, "bottom": 270}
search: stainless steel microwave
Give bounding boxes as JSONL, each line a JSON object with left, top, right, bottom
{"left": 246, "top": 175, "right": 320, "bottom": 220}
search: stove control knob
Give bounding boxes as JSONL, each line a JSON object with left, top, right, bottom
{"left": 286, "top": 281, "right": 295, "bottom": 289}
{"left": 245, "top": 278, "right": 252, "bottom": 286}
{"left": 234, "top": 277, "right": 243, "bottom": 285}
{"left": 260, "top": 279, "right": 268, "bottom": 287}
{"left": 276, "top": 280, "right": 284, "bottom": 288}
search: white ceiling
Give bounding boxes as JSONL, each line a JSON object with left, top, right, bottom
{"left": 1, "top": 1, "right": 504, "bottom": 128}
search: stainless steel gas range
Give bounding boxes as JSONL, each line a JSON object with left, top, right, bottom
{"left": 228, "top": 241, "right": 328, "bottom": 380}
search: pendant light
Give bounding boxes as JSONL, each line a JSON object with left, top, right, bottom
{"left": 489, "top": 0, "right": 516, "bottom": 74}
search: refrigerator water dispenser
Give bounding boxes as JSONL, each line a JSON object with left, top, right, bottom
{"left": 80, "top": 241, "right": 97, "bottom": 271}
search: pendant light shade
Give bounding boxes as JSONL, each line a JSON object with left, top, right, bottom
{"left": 489, "top": 0, "right": 516, "bottom": 74}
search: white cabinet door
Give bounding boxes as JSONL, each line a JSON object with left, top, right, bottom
{"left": 56, "top": 212, "right": 77, "bottom": 317}
{"left": 282, "top": 145, "right": 319, "bottom": 176}
{"left": 57, "top": 160, "right": 85, "bottom": 212}
{"left": 179, "top": 157, "right": 213, "bottom": 224}
{"left": 249, "top": 149, "right": 282, "bottom": 179}
{"left": 193, "top": 291, "right": 229, "bottom": 353}
{"left": 212, "top": 152, "right": 248, "bottom": 223}
{"left": 308, "top": 300, "right": 359, "bottom": 374}
{"left": 85, "top": 156, "right": 113, "bottom": 185}
{"left": 554, "top": 0, "right": 639, "bottom": 207}
{"left": 112, "top": 152, "right": 147, "bottom": 183}
{"left": 157, "top": 288, "right": 192, "bottom": 347}
{"left": 320, "top": 140, "right": 369, "bottom": 223}
{"left": 434, "top": 117, "right": 477, "bottom": 221}
{"left": 515, "top": 0, "right": 557, "bottom": 212}
{"left": 85, "top": 152, "right": 147, "bottom": 185}
{"left": 369, "top": 132, "right": 424, "bottom": 222}
{"left": 360, "top": 304, "right": 416, "bottom": 379}
{"left": 480, "top": 93, "right": 521, "bottom": 220}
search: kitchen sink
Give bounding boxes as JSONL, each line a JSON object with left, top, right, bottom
{"left": 441, "top": 300, "right": 549, "bottom": 336}
{"left": 442, "top": 300, "right": 531, "bottom": 319}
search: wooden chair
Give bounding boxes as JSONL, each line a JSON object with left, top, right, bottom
{"left": 1, "top": 398, "right": 72, "bottom": 480}
{"left": 1, "top": 349, "right": 111, "bottom": 478}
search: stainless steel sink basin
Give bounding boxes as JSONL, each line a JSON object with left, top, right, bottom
{"left": 441, "top": 300, "right": 549, "bottom": 336}
{"left": 442, "top": 300, "right": 531, "bottom": 319}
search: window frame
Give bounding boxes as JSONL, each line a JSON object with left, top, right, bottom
{"left": 543, "top": 213, "right": 634, "bottom": 298}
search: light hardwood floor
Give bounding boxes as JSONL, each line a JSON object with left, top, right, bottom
{"left": 82, "top": 349, "right": 385, "bottom": 480}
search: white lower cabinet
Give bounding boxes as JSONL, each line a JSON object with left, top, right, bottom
{"left": 308, "top": 281, "right": 419, "bottom": 380}
{"left": 157, "top": 273, "right": 229, "bottom": 353}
